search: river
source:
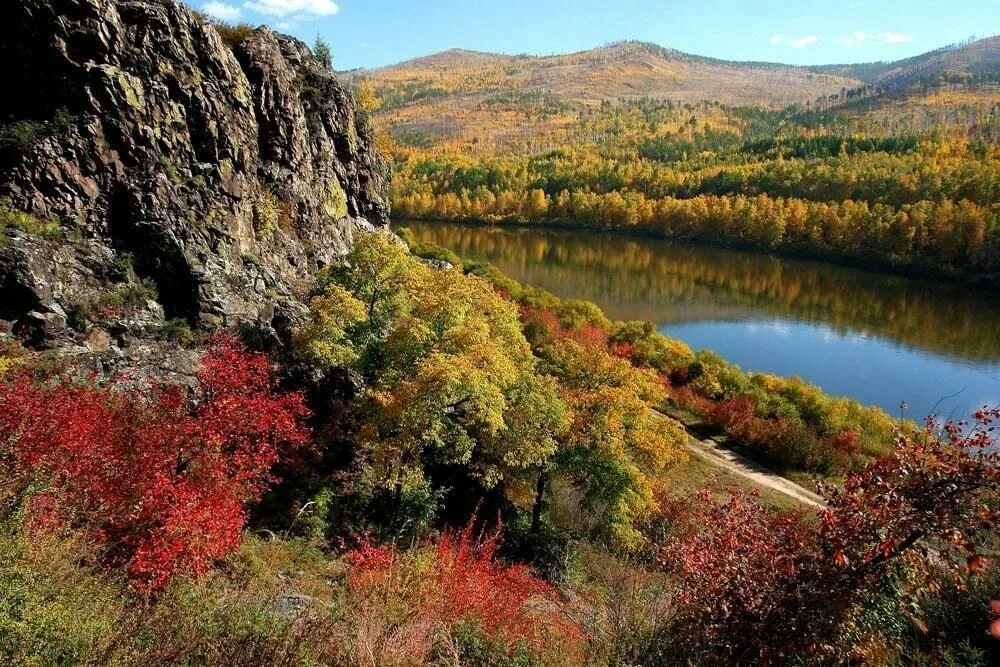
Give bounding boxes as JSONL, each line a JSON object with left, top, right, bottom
{"left": 396, "top": 220, "right": 1000, "bottom": 420}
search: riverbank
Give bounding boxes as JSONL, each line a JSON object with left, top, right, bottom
{"left": 397, "top": 227, "right": 909, "bottom": 482}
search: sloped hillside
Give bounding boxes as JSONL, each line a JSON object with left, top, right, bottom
{"left": 350, "top": 37, "right": 1000, "bottom": 156}
{"left": 367, "top": 42, "right": 861, "bottom": 107}
{"left": 813, "top": 35, "right": 1000, "bottom": 89}
{"left": 348, "top": 41, "right": 864, "bottom": 155}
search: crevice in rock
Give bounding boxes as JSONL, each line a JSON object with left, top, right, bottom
{"left": 107, "top": 186, "right": 200, "bottom": 323}
{"left": 0, "top": 258, "right": 40, "bottom": 323}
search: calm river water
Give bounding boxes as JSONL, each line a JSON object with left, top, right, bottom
{"left": 397, "top": 220, "right": 1000, "bottom": 420}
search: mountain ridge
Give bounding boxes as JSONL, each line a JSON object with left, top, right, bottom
{"left": 346, "top": 40, "right": 860, "bottom": 111}
{"left": 348, "top": 34, "right": 999, "bottom": 155}
{"left": 356, "top": 35, "right": 1000, "bottom": 89}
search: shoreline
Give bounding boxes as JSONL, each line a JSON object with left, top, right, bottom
{"left": 394, "top": 215, "right": 1000, "bottom": 290}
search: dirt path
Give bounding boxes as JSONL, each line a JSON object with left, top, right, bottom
{"left": 653, "top": 410, "right": 827, "bottom": 508}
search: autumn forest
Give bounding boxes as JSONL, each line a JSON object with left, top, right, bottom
{"left": 1, "top": 3, "right": 999, "bottom": 666}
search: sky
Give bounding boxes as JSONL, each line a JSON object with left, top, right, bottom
{"left": 194, "top": 0, "right": 1000, "bottom": 70}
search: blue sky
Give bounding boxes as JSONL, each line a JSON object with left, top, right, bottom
{"left": 194, "top": 0, "right": 999, "bottom": 70}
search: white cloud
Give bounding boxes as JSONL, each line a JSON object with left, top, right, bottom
{"left": 243, "top": 0, "right": 339, "bottom": 17}
{"left": 838, "top": 30, "right": 915, "bottom": 47}
{"left": 769, "top": 34, "right": 785, "bottom": 45}
{"left": 202, "top": 1, "right": 241, "bottom": 20}
{"left": 787, "top": 35, "right": 818, "bottom": 48}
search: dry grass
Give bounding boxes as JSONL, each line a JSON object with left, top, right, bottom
{"left": 661, "top": 453, "right": 805, "bottom": 514}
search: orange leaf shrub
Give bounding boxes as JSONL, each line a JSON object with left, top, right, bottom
{"left": 345, "top": 523, "right": 585, "bottom": 657}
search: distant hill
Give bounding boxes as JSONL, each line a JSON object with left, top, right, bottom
{"left": 811, "top": 35, "right": 1000, "bottom": 89}
{"left": 346, "top": 37, "right": 1000, "bottom": 155}
{"left": 351, "top": 41, "right": 863, "bottom": 109}
{"left": 358, "top": 36, "right": 1000, "bottom": 104}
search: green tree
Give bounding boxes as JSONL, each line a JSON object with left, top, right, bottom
{"left": 537, "top": 338, "right": 688, "bottom": 549}
{"left": 313, "top": 35, "right": 332, "bottom": 68}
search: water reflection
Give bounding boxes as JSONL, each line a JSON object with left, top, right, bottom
{"left": 398, "top": 220, "right": 1000, "bottom": 418}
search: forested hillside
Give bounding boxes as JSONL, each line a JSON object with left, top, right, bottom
{"left": 356, "top": 37, "right": 1000, "bottom": 280}
{"left": 814, "top": 35, "right": 1000, "bottom": 89}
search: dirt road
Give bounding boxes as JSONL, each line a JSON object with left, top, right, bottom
{"left": 653, "top": 409, "right": 826, "bottom": 508}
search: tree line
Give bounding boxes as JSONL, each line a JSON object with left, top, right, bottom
{"left": 394, "top": 187, "right": 998, "bottom": 275}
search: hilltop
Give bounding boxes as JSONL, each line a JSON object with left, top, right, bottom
{"left": 348, "top": 37, "right": 1000, "bottom": 155}
{"left": 361, "top": 41, "right": 861, "bottom": 107}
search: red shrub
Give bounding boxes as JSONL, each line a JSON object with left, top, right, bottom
{"left": 346, "top": 523, "right": 583, "bottom": 650}
{"left": 657, "top": 409, "right": 1000, "bottom": 660}
{"left": 702, "top": 396, "right": 756, "bottom": 431}
{"left": 520, "top": 306, "right": 562, "bottom": 344}
{"left": 823, "top": 429, "right": 861, "bottom": 470}
{"left": 818, "top": 409, "right": 1000, "bottom": 592}
{"left": 670, "top": 385, "right": 710, "bottom": 414}
{"left": 565, "top": 322, "right": 609, "bottom": 349}
{"left": 608, "top": 340, "right": 636, "bottom": 360}
{"left": 0, "top": 336, "right": 311, "bottom": 591}
{"left": 825, "top": 429, "right": 860, "bottom": 458}
{"left": 432, "top": 524, "right": 581, "bottom": 643}
{"left": 701, "top": 397, "right": 831, "bottom": 472}
{"left": 519, "top": 306, "right": 610, "bottom": 350}
{"left": 703, "top": 397, "right": 776, "bottom": 452}
{"left": 656, "top": 490, "right": 816, "bottom": 660}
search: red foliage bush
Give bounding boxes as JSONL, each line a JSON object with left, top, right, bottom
{"left": 566, "top": 322, "right": 609, "bottom": 349}
{"left": 656, "top": 490, "right": 816, "bottom": 660}
{"left": 670, "top": 385, "right": 709, "bottom": 413}
{"left": 702, "top": 396, "right": 831, "bottom": 473}
{"left": 345, "top": 523, "right": 583, "bottom": 650}
{"left": 518, "top": 305, "right": 610, "bottom": 350}
{"left": 608, "top": 340, "right": 636, "bottom": 359}
{"left": 823, "top": 428, "right": 861, "bottom": 470}
{"left": 702, "top": 396, "right": 756, "bottom": 431}
{"left": 818, "top": 409, "right": 1000, "bottom": 590}
{"left": 0, "top": 336, "right": 310, "bottom": 591}
{"left": 519, "top": 306, "right": 562, "bottom": 346}
{"left": 656, "top": 409, "right": 1000, "bottom": 661}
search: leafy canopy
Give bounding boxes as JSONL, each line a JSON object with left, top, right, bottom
{"left": 296, "top": 232, "right": 566, "bottom": 503}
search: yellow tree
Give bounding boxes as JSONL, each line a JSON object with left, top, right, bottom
{"left": 537, "top": 338, "right": 687, "bottom": 549}
{"left": 356, "top": 80, "right": 383, "bottom": 114}
{"left": 295, "top": 232, "right": 567, "bottom": 525}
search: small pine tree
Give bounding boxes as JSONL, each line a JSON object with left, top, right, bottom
{"left": 313, "top": 35, "right": 332, "bottom": 68}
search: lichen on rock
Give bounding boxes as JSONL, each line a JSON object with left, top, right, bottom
{"left": 324, "top": 180, "right": 349, "bottom": 221}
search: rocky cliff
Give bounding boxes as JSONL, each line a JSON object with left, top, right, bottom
{"left": 0, "top": 0, "right": 390, "bottom": 375}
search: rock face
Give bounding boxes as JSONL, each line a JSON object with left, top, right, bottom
{"left": 0, "top": 0, "right": 390, "bottom": 372}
